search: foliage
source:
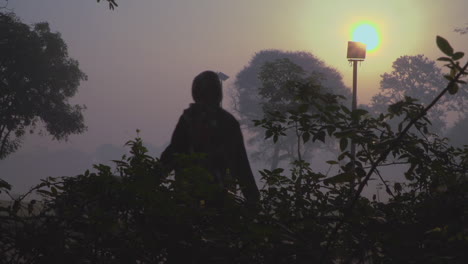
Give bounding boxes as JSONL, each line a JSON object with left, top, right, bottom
{"left": 0, "top": 13, "right": 87, "bottom": 160}
{"left": 1, "top": 37, "right": 468, "bottom": 263}
{"left": 0, "top": 137, "right": 267, "bottom": 263}
{"left": 97, "top": 0, "right": 118, "bottom": 10}
{"left": 370, "top": 54, "right": 468, "bottom": 134}
{"left": 233, "top": 50, "right": 351, "bottom": 169}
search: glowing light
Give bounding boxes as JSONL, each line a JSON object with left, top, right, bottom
{"left": 351, "top": 22, "right": 381, "bottom": 52}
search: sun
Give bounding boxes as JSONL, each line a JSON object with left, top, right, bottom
{"left": 351, "top": 22, "right": 381, "bottom": 52}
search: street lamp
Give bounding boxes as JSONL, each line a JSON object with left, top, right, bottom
{"left": 347, "top": 41, "right": 366, "bottom": 112}
{"left": 347, "top": 41, "right": 366, "bottom": 179}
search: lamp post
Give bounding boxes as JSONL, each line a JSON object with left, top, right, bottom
{"left": 346, "top": 41, "right": 366, "bottom": 182}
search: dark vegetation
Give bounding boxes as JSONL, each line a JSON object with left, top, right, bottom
{"left": 1, "top": 5, "right": 468, "bottom": 264}
{"left": 0, "top": 13, "right": 87, "bottom": 160}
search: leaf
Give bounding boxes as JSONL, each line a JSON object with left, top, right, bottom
{"left": 324, "top": 172, "right": 355, "bottom": 185}
{"left": 452, "top": 52, "right": 464, "bottom": 60}
{"left": 353, "top": 109, "right": 369, "bottom": 116}
{"left": 338, "top": 151, "right": 348, "bottom": 161}
{"left": 436, "top": 36, "right": 454, "bottom": 56}
{"left": 371, "top": 216, "right": 387, "bottom": 224}
{"left": 394, "top": 182, "right": 402, "bottom": 193}
{"left": 326, "top": 126, "right": 336, "bottom": 136}
{"left": 302, "top": 132, "right": 310, "bottom": 143}
{"left": 425, "top": 227, "right": 442, "bottom": 234}
{"left": 339, "top": 138, "right": 348, "bottom": 151}
{"left": 0, "top": 178, "right": 11, "bottom": 191}
{"left": 326, "top": 160, "right": 339, "bottom": 165}
{"left": 272, "top": 168, "right": 284, "bottom": 174}
{"left": 404, "top": 171, "right": 414, "bottom": 181}
{"left": 273, "top": 134, "right": 278, "bottom": 143}
{"left": 312, "top": 131, "right": 326, "bottom": 143}
{"left": 351, "top": 109, "right": 368, "bottom": 119}
{"left": 385, "top": 186, "right": 393, "bottom": 195}
{"left": 448, "top": 83, "right": 459, "bottom": 95}
{"left": 437, "top": 57, "right": 452, "bottom": 62}
{"left": 355, "top": 167, "right": 366, "bottom": 178}
{"left": 36, "top": 190, "right": 52, "bottom": 196}
{"left": 298, "top": 104, "right": 308, "bottom": 113}
{"left": 51, "top": 186, "right": 58, "bottom": 196}
{"left": 340, "top": 105, "right": 351, "bottom": 114}
{"left": 27, "top": 200, "right": 37, "bottom": 214}
{"left": 450, "top": 67, "right": 457, "bottom": 78}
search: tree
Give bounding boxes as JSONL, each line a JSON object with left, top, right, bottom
{"left": 233, "top": 50, "right": 350, "bottom": 169}
{"left": 0, "top": 13, "right": 87, "bottom": 159}
{"left": 370, "top": 54, "right": 468, "bottom": 134}
{"left": 257, "top": 58, "right": 312, "bottom": 169}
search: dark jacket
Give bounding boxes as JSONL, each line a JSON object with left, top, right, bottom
{"left": 160, "top": 103, "right": 260, "bottom": 203}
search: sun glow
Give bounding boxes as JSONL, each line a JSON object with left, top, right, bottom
{"left": 351, "top": 22, "right": 381, "bottom": 52}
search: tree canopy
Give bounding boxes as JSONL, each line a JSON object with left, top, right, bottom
{"left": 0, "top": 13, "right": 87, "bottom": 159}
{"left": 370, "top": 54, "right": 468, "bottom": 134}
{"left": 234, "top": 50, "right": 350, "bottom": 124}
{"left": 233, "top": 50, "right": 351, "bottom": 169}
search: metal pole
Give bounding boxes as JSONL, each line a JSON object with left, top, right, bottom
{"left": 350, "top": 60, "right": 358, "bottom": 187}
{"left": 352, "top": 60, "right": 358, "bottom": 112}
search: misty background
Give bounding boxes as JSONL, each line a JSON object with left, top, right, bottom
{"left": 1, "top": 0, "right": 467, "bottom": 197}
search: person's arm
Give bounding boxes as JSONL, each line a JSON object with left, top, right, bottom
{"left": 160, "top": 115, "right": 189, "bottom": 172}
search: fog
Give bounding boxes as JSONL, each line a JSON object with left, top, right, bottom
{"left": 1, "top": 0, "right": 468, "bottom": 195}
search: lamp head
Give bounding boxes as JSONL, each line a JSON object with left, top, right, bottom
{"left": 347, "top": 41, "right": 366, "bottom": 61}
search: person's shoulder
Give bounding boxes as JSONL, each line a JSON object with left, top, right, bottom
{"left": 218, "top": 108, "right": 240, "bottom": 126}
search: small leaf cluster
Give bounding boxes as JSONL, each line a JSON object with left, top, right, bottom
{"left": 436, "top": 36, "right": 467, "bottom": 94}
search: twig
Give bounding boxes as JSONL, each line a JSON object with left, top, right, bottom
{"left": 363, "top": 145, "right": 396, "bottom": 199}
{"left": 363, "top": 161, "right": 409, "bottom": 169}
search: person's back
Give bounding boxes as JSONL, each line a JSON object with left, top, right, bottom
{"left": 160, "top": 71, "right": 259, "bottom": 204}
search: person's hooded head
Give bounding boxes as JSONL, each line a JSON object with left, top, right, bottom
{"left": 192, "top": 71, "right": 222, "bottom": 107}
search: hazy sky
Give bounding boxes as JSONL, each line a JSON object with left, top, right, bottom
{"left": 6, "top": 0, "right": 467, "bottom": 151}
{"left": 2, "top": 0, "right": 468, "bottom": 192}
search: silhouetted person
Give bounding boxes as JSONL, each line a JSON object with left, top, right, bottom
{"left": 160, "top": 71, "right": 260, "bottom": 204}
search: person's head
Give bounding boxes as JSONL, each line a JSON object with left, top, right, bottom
{"left": 192, "top": 71, "right": 222, "bottom": 106}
